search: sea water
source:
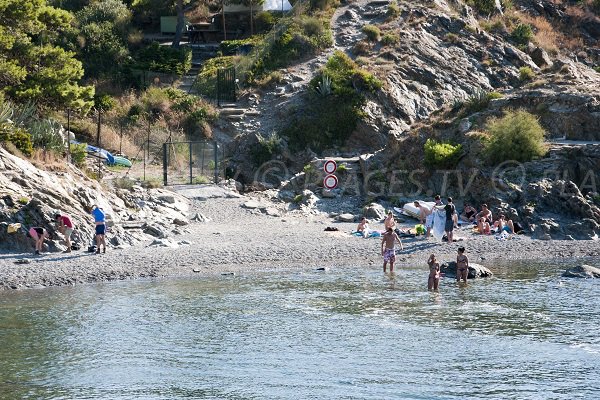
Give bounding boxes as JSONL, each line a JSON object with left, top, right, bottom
{"left": 0, "top": 261, "right": 599, "bottom": 399}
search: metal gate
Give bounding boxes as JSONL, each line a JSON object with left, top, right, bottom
{"left": 216, "top": 67, "right": 236, "bottom": 105}
{"left": 162, "top": 140, "right": 223, "bottom": 185}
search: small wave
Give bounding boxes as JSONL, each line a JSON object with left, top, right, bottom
{"left": 570, "top": 342, "right": 600, "bottom": 355}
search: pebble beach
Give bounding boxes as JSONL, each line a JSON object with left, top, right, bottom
{"left": 1, "top": 187, "right": 599, "bottom": 290}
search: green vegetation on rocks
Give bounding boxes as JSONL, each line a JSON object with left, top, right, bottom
{"left": 424, "top": 139, "right": 463, "bottom": 168}
{"left": 484, "top": 110, "right": 547, "bottom": 164}
{"left": 362, "top": 24, "right": 381, "bottom": 41}
{"left": 281, "top": 51, "right": 382, "bottom": 152}
{"left": 133, "top": 42, "right": 192, "bottom": 76}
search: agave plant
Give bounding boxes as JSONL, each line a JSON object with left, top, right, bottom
{"left": 0, "top": 101, "right": 12, "bottom": 124}
{"left": 28, "top": 118, "right": 65, "bottom": 152}
{"left": 316, "top": 74, "right": 332, "bottom": 97}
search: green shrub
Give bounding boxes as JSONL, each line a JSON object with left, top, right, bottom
{"left": 248, "top": 16, "right": 333, "bottom": 80}
{"left": 381, "top": 33, "right": 399, "bottom": 46}
{"left": 28, "top": 119, "right": 64, "bottom": 152}
{"left": 463, "top": 90, "right": 503, "bottom": 115}
{"left": 387, "top": 1, "right": 400, "bottom": 19}
{"left": 142, "top": 178, "right": 162, "bottom": 188}
{"left": 293, "top": 194, "right": 303, "bottom": 203}
{"left": 70, "top": 143, "right": 88, "bottom": 167}
{"left": 255, "top": 11, "right": 277, "bottom": 32}
{"left": 192, "top": 176, "right": 210, "bottom": 184}
{"left": 17, "top": 197, "right": 29, "bottom": 205}
{"left": 194, "top": 56, "right": 237, "bottom": 97}
{"left": 424, "top": 139, "right": 463, "bottom": 168}
{"left": 252, "top": 133, "right": 282, "bottom": 166}
{"left": 519, "top": 66, "right": 535, "bottom": 81}
{"left": 133, "top": 42, "right": 192, "bottom": 76}
{"left": 362, "top": 24, "right": 380, "bottom": 41}
{"left": 484, "top": 110, "right": 547, "bottom": 164}
{"left": 467, "top": 0, "right": 496, "bottom": 15}
{"left": 445, "top": 33, "right": 459, "bottom": 43}
{"left": 283, "top": 51, "right": 382, "bottom": 152}
{"left": 337, "top": 163, "right": 348, "bottom": 172}
{"left": 219, "top": 37, "right": 258, "bottom": 56}
{"left": 114, "top": 177, "right": 135, "bottom": 190}
{"left": 309, "top": 0, "right": 338, "bottom": 11}
{"left": 511, "top": 23, "right": 533, "bottom": 46}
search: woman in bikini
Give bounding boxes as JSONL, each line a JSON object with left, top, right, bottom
{"left": 427, "top": 254, "right": 440, "bottom": 290}
{"left": 456, "top": 246, "right": 469, "bottom": 283}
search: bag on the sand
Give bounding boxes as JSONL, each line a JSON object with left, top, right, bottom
{"left": 71, "top": 243, "right": 81, "bottom": 251}
{"left": 414, "top": 224, "right": 426, "bottom": 235}
{"left": 87, "top": 245, "right": 97, "bottom": 253}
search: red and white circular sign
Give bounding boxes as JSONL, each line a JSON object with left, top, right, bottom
{"left": 323, "top": 174, "right": 338, "bottom": 189}
{"left": 323, "top": 160, "right": 337, "bottom": 174}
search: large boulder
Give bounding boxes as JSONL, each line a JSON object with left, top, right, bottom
{"left": 562, "top": 264, "right": 600, "bottom": 278}
{"left": 441, "top": 261, "right": 493, "bottom": 279}
{"left": 363, "top": 203, "right": 386, "bottom": 221}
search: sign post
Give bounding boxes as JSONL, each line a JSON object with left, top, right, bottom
{"left": 323, "top": 159, "right": 338, "bottom": 190}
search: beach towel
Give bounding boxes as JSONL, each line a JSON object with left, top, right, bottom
{"left": 432, "top": 209, "right": 445, "bottom": 240}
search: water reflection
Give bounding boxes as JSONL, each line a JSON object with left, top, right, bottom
{"left": 0, "top": 260, "right": 599, "bottom": 399}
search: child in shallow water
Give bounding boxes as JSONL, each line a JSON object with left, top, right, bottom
{"left": 427, "top": 254, "right": 440, "bottom": 290}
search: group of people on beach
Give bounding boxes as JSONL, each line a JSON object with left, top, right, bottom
{"left": 413, "top": 196, "right": 517, "bottom": 240}
{"left": 28, "top": 205, "right": 107, "bottom": 255}
{"left": 355, "top": 194, "right": 511, "bottom": 290}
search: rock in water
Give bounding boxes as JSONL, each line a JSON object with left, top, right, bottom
{"left": 440, "top": 262, "right": 493, "bottom": 279}
{"left": 562, "top": 265, "right": 600, "bottom": 278}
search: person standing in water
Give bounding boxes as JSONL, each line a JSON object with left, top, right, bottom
{"left": 456, "top": 246, "right": 469, "bottom": 283}
{"left": 381, "top": 227, "right": 403, "bottom": 273}
{"left": 427, "top": 254, "right": 440, "bottom": 290}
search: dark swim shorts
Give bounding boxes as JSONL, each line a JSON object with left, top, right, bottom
{"left": 95, "top": 224, "right": 106, "bottom": 235}
{"left": 444, "top": 219, "right": 454, "bottom": 232}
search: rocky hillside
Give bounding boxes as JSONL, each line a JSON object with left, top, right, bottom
{"left": 212, "top": 0, "right": 600, "bottom": 239}
{"left": 0, "top": 147, "right": 195, "bottom": 253}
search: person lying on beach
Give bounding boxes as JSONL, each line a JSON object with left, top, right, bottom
{"left": 427, "top": 254, "right": 440, "bottom": 290}
{"left": 461, "top": 204, "right": 477, "bottom": 223}
{"left": 477, "top": 217, "right": 491, "bottom": 235}
{"left": 492, "top": 214, "right": 515, "bottom": 234}
{"left": 456, "top": 246, "right": 469, "bottom": 283}
{"left": 357, "top": 217, "right": 370, "bottom": 238}
{"left": 29, "top": 227, "right": 48, "bottom": 255}
{"left": 381, "top": 227, "right": 403, "bottom": 273}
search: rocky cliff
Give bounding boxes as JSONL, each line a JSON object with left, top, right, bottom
{"left": 0, "top": 148, "right": 193, "bottom": 253}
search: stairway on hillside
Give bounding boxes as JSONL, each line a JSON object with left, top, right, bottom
{"left": 178, "top": 44, "right": 220, "bottom": 94}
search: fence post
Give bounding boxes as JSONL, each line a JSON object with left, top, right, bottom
{"left": 189, "top": 142, "right": 193, "bottom": 185}
{"left": 163, "top": 142, "right": 168, "bottom": 186}
{"left": 213, "top": 141, "right": 218, "bottom": 184}
{"left": 217, "top": 68, "right": 221, "bottom": 107}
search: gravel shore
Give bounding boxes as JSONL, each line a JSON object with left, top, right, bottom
{"left": 1, "top": 187, "right": 599, "bottom": 290}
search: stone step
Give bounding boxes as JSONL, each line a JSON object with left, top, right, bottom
{"left": 224, "top": 114, "right": 244, "bottom": 121}
{"left": 219, "top": 108, "right": 246, "bottom": 116}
